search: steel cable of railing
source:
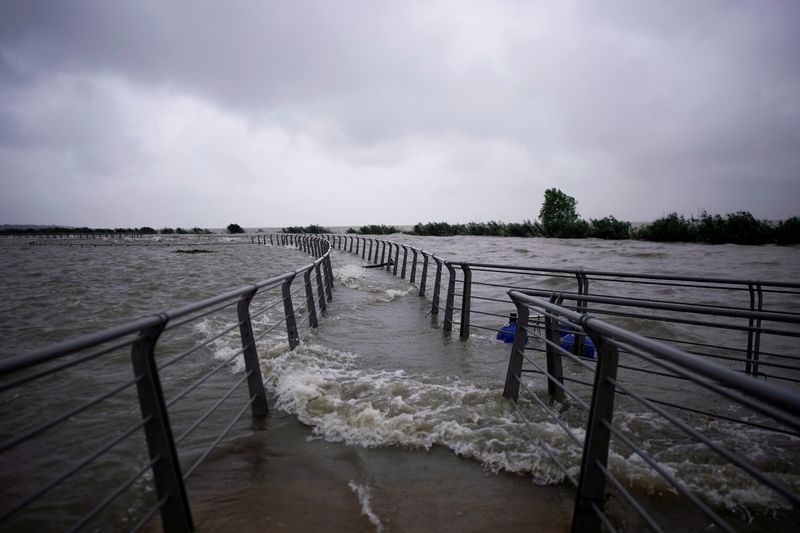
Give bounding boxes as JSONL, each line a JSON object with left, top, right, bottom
{"left": 607, "top": 337, "right": 800, "bottom": 432}
{"left": 164, "top": 342, "right": 248, "bottom": 409}
{"left": 509, "top": 386, "right": 580, "bottom": 487}
{"left": 158, "top": 319, "right": 244, "bottom": 372}
{"left": 182, "top": 395, "right": 256, "bottom": 481}
{"left": 174, "top": 371, "right": 251, "bottom": 446}
{"left": 163, "top": 298, "right": 242, "bottom": 333}
{"left": 0, "top": 375, "right": 142, "bottom": 453}
{"left": 131, "top": 493, "right": 170, "bottom": 533}
{"left": 505, "top": 289, "right": 800, "bottom": 532}
{"left": 606, "top": 376, "right": 800, "bottom": 507}
{"left": 68, "top": 456, "right": 160, "bottom": 533}
{"left": 0, "top": 334, "right": 142, "bottom": 394}
{"left": 599, "top": 419, "right": 735, "bottom": 533}
{"left": 0, "top": 415, "right": 152, "bottom": 526}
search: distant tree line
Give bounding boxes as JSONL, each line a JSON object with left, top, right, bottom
{"left": 347, "top": 224, "right": 400, "bottom": 235}
{"left": 160, "top": 227, "right": 213, "bottom": 235}
{"left": 0, "top": 225, "right": 221, "bottom": 235}
{"left": 281, "top": 224, "right": 331, "bottom": 234}
{"left": 0, "top": 225, "right": 158, "bottom": 235}
{"left": 408, "top": 188, "right": 799, "bottom": 245}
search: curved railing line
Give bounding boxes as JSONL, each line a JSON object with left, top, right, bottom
{"left": 0, "top": 235, "right": 334, "bottom": 533}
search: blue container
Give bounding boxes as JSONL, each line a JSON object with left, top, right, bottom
{"left": 496, "top": 313, "right": 518, "bottom": 343}
{"left": 559, "top": 333, "right": 596, "bottom": 358}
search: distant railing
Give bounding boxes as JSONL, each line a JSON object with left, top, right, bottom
{"left": 503, "top": 290, "right": 800, "bottom": 532}
{"left": 0, "top": 235, "right": 333, "bottom": 532}
{"left": 321, "top": 234, "right": 800, "bottom": 385}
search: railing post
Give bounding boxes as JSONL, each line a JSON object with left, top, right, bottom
{"left": 237, "top": 288, "right": 269, "bottom": 417}
{"left": 380, "top": 241, "right": 387, "bottom": 265}
{"left": 503, "top": 299, "right": 529, "bottom": 401}
{"left": 368, "top": 239, "right": 374, "bottom": 262}
{"left": 355, "top": 236, "right": 360, "bottom": 255}
{"left": 281, "top": 276, "right": 300, "bottom": 349}
{"left": 324, "top": 255, "right": 334, "bottom": 301}
{"left": 419, "top": 253, "right": 429, "bottom": 297}
{"left": 315, "top": 262, "right": 326, "bottom": 312}
{"left": 130, "top": 318, "right": 194, "bottom": 532}
{"left": 572, "top": 322, "right": 619, "bottom": 533}
{"left": 401, "top": 246, "right": 408, "bottom": 279}
{"left": 392, "top": 243, "right": 399, "bottom": 275}
{"left": 746, "top": 282, "right": 763, "bottom": 377}
{"left": 544, "top": 307, "right": 565, "bottom": 403}
{"left": 459, "top": 264, "right": 472, "bottom": 340}
{"left": 410, "top": 248, "right": 418, "bottom": 283}
{"left": 443, "top": 262, "right": 457, "bottom": 332}
{"left": 303, "top": 269, "right": 319, "bottom": 328}
{"left": 431, "top": 257, "right": 443, "bottom": 315}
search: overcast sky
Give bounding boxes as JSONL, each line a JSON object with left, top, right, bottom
{"left": 1, "top": 1, "right": 798, "bottom": 228}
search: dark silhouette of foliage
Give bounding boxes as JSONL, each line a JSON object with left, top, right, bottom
{"left": 589, "top": 216, "right": 632, "bottom": 239}
{"left": 281, "top": 224, "right": 330, "bottom": 234}
{"left": 409, "top": 220, "right": 540, "bottom": 237}
{"left": 355, "top": 224, "right": 400, "bottom": 235}
{"left": 635, "top": 213, "right": 693, "bottom": 242}
{"left": 539, "top": 188, "right": 581, "bottom": 237}
{"left": 773, "top": 217, "right": 800, "bottom": 245}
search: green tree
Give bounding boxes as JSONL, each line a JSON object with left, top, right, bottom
{"left": 538, "top": 188, "right": 587, "bottom": 237}
{"left": 226, "top": 223, "right": 245, "bottom": 234}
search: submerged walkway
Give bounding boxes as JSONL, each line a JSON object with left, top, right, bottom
{"left": 183, "top": 250, "right": 574, "bottom": 532}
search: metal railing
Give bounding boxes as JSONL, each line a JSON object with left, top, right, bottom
{"left": 5, "top": 231, "right": 799, "bottom": 531}
{"left": 0, "top": 235, "right": 333, "bottom": 532}
{"left": 503, "top": 290, "right": 800, "bottom": 532}
{"left": 321, "top": 233, "right": 800, "bottom": 531}
{"left": 321, "top": 234, "right": 800, "bottom": 386}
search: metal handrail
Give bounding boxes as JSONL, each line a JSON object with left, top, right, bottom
{"left": 322, "top": 234, "right": 800, "bottom": 531}
{"left": 0, "top": 235, "right": 334, "bottom": 532}
{"left": 504, "top": 290, "right": 800, "bottom": 532}
{"left": 323, "top": 235, "right": 800, "bottom": 379}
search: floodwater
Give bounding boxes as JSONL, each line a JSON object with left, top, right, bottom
{"left": 0, "top": 233, "right": 798, "bottom": 531}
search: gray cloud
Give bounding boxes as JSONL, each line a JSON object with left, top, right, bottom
{"left": 1, "top": 0, "right": 798, "bottom": 226}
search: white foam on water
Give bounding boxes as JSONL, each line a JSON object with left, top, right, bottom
{"left": 333, "top": 264, "right": 368, "bottom": 289}
{"left": 261, "top": 342, "right": 584, "bottom": 484}
{"left": 348, "top": 481, "right": 384, "bottom": 532}
{"left": 383, "top": 287, "right": 413, "bottom": 301}
{"left": 260, "top": 342, "right": 800, "bottom": 515}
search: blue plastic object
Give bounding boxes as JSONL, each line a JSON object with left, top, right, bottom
{"left": 559, "top": 333, "right": 596, "bottom": 358}
{"left": 496, "top": 313, "right": 518, "bottom": 343}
